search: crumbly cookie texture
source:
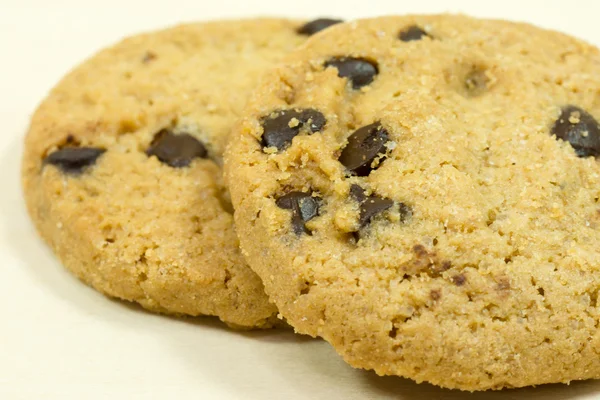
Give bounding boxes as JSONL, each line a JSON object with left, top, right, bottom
{"left": 225, "top": 15, "right": 600, "bottom": 386}
{"left": 22, "top": 18, "right": 343, "bottom": 328}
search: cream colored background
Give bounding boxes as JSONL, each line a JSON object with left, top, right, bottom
{"left": 2, "top": 0, "right": 600, "bottom": 398}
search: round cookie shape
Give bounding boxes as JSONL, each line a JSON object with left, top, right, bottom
{"left": 225, "top": 15, "right": 600, "bottom": 386}
{"left": 22, "top": 18, "right": 342, "bottom": 328}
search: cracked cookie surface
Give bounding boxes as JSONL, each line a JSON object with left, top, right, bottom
{"left": 22, "top": 18, "right": 342, "bottom": 328}
{"left": 225, "top": 15, "right": 600, "bottom": 386}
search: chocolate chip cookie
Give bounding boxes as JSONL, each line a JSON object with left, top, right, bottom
{"left": 225, "top": 15, "right": 600, "bottom": 386}
{"left": 22, "top": 18, "right": 342, "bottom": 328}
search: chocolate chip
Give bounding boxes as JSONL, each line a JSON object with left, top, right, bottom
{"left": 413, "top": 244, "right": 428, "bottom": 257}
{"left": 430, "top": 289, "right": 442, "bottom": 301}
{"left": 297, "top": 18, "right": 343, "bottom": 36}
{"left": 410, "top": 245, "right": 434, "bottom": 275}
{"left": 431, "top": 261, "right": 453, "bottom": 277}
{"left": 464, "top": 68, "right": 489, "bottom": 97}
{"left": 44, "top": 147, "right": 106, "bottom": 174}
{"left": 276, "top": 192, "right": 320, "bottom": 235}
{"left": 399, "top": 25, "right": 430, "bottom": 42}
{"left": 452, "top": 274, "right": 467, "bottom": 286}
{"left": 146, "top": 129, "right": 207, "bottom": 167}
{"left": 407, "top": 245, "right": 451, "bottom": 277}
{"left": 261, "top": 109, "right": 326, "bottom": 151}
{"left": 64, "top": 134, "right": 77, "bottom": 145}
{"left": 324, "top": 57, "right": 378, "bottom": 89}
{"left": 142, "top": 51, "right": 157, "bottom": 63}
{"left": 439, "top": 260, "right": 452, "bottom": 273}
{"left": 551, "top": 105, "right": 600, "bottom": 157}
{"left": 339, "top": 123, "right": 389, "bottom": 176}
{"left": 496, "top": 278, "right": 511, "bottom": 291}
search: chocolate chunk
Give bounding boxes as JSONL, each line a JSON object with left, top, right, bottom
{"left": 359, "top": 195, "right": 394, "bottom": 227}
{"left": 399, "top": 25, "right": 430, "bottom": 42}
{"left": 350, "top": 184, "right": 367, "bottom": 203}
{"left": 339, "top": 123, "right": 389, "bottom": 176}
{"left": 146, "top": 129, "right": 207, "bottom": 167}
{"left": 44, "top": 147, "right": 106, "bottom": 174}
{"left": 551, "top": 105, "right": 600, "bottom": 157}
{"left": 297, "top": 18, "right": 343, "bottom": 36}
{"left": 276, "top": 192, "right": 320, "bottom": 235}
{"left": 351, "top": 184, "right": 409, "bottom": 229}
{"left": 399, "top": 203, "right": 413, "bottom": 222}
{"left": 324, "top": 57, "right": 379, "bottom": 89}
{"left": 351, "top": 185, "right": 393, "bottom": 226}
{"left": 261, "top": 109, "right": 326, "bottom": 151}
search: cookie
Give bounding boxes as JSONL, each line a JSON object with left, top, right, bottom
{"left": 22, "top": 17, "right": 343, "bottom": 329}
{"left": 225, "top": 14, "right": 600, "bottom": 387}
